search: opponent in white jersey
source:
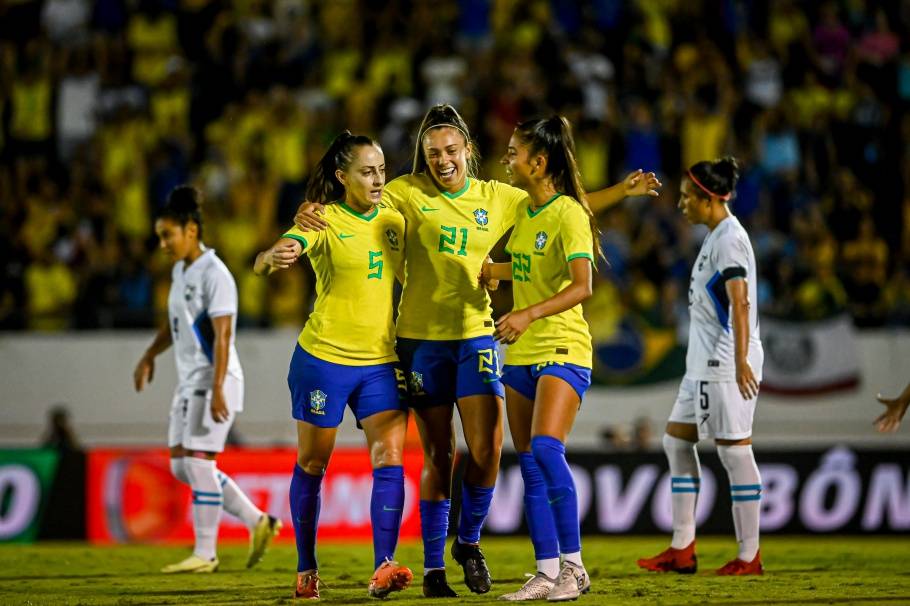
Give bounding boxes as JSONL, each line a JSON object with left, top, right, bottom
{"left": 133, "top": 186, "right": 280, "bottom": 574}
{"left": 638, "top": 158, "right": 764, "bottom": 577}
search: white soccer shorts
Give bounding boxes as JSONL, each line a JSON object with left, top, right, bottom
{"left": 668, "top": 376, "right": 756, "bottom": 440}
{"left": 167, "top": 375, "right": 243, "bottom": 452}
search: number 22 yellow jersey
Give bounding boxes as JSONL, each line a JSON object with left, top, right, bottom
{"left": 504, "top": 194, "right": 594, "bottom": 368}
{"left": 383, "top": 174, "right": 527, "bottom": 340}
{"left": 282, "top": 202, "right": 405, "bottom": 365}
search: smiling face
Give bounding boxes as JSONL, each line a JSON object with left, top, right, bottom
{"left": 155, "top": 217, "right": 198, "bottom": 261}
{"left": 678, "top": 178, "right": 711, "bottom": 225}
{"left": 421, "top": 126, "right": 471, "bottom": 192}
{"left": 500, "top": 131, "right": 541, "bottom": 190}
{"left": 336, "top": 144, "right": 385, "bottom": 211}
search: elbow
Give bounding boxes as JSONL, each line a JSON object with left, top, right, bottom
{"left": 578, "top": 282, "right": 593, "bottom": 302}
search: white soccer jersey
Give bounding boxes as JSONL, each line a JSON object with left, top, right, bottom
{"left": 685, "top": 216, "right": 763, "bottom": 382}
{"left": 168, "top": 247, "right": 244, "bottom": 404}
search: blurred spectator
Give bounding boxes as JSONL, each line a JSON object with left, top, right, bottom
{"left": 41, "top": 404, "right": 80, "bottom": 453}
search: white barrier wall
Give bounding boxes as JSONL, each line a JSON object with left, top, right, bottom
{"left": 1, "top": 329, "right": 908, "bottom": 449}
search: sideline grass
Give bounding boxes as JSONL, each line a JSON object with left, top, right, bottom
{"left": 1, "top": 536, "right": 908, "bottom": 605}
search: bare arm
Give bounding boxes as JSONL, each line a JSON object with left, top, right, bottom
{"left": 133, "top": 324, "right": 172, "bottom": 391}
{"left": 254, "top": 238, "right": 303, "bottom": 275}
{"left": 294, "top": 201, "right": 328, "bottom": 230}
{"left": 587, "top": 169, "right": 661, "bottom": 215}
{"left": 480, "top": 261, "right": 513, "bottom": 283}
{"left": 208, "top": 314, "right": 233, "bottom": 423}
{"left": 875, "top": 382, "right": 910, "bottom": 433}
{"left": 726, "top": 277, "right": 759, "bottom": 400}
{"left": 495, "top": 257, "right": 593, "bottom": 344}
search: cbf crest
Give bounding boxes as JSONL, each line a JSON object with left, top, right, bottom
{"left": 473, "top": 208, "right": 489, "bottom": 227}
{"left": 409, "top": 371, "right": 425, "bottom": 395}
{"left": 309, "top": 389, "right": 327, "bottom": 415}
{"left": 535, "top": 231, "right": 548, "bottom": 250}
{"left": 385, "top": 228, "right": 400, "bottom": 251}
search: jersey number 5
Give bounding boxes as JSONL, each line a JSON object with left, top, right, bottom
{"left": 439, "top": 225, "right": 469, "bottom": 256}
{"left": 368, "top": 250, "right": 383, "bottom": 279}
{"left": 699, "top": 381, "right": 709, "bottom": 410}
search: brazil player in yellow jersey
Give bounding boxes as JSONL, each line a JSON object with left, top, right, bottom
{"left": 481, "top": 117, "right": 598, "bottom": 601}
{"left": 254, "top": 132, "right": 413, "bottom": 600}
{"left": 294, "top": 105, "right": 660, "bottom": 597}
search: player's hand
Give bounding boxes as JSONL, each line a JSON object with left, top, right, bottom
{"left": 263, "top": 242, "right": 298, "bottom": 271}
{"left": 210, "top": 389, "right": 230, "bottom": 423}
{"left": 736, "top": 362, "right": 759, "bottom": 400}
{"left": 133, "top": 355, "right": 155, "bottom": 392}
{"left": 294, "top": 201, "right": 327, "bottom": 230}
{"left": 495, "top": 309, "right": 533, "bottom": 344}
{"left": 874, "top": 393, "right": 909, "bottom": 433}
{"left": 622, "top": 169, "right": 661, "bottom": 198}
{"left": 479, "top": 256, "right": 499, "bottom": 291}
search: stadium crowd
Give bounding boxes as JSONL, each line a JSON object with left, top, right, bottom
{"left": 1, "top": 0, "right": 908, "bottom": 333}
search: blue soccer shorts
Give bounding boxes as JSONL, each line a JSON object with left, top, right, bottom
{"left": 395, "top": 335, "right": 504, "bottom": 408}
{"left": 288, "top": 345, "right": 407, "bottom": 428}
{"left": 501, "top": 361, "right": 592, "bottom": 403}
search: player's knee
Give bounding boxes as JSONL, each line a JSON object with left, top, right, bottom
{"left": 663, "top": 432, "right": 694, "bottom": 455}
{"left": 370, "top": 440, "right": 403, "bottom": 468}
{"left": 423, "top": 442, "right": 454, "bottom": 471}
{"left": 169, "top": 457, "right": 189, "bottom": 484}
{"left": 467, "top": 439, "right": 500, "bottom": 468}
{"left": 297, "top": 454, "right": 329, "bottom": 476}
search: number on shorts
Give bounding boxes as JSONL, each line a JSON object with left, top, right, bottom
{"left": 478, "top": 347, "right": 500, "bottom": 376}
{"left": 699, "top": 381, "right": 709, "bottom": 410}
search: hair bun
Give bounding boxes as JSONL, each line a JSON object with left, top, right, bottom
{"left": 713, "top": 156, "right": 740, "bottom": 185}
{"left": 168, "top": 185, "right": 201, "bottom": 213}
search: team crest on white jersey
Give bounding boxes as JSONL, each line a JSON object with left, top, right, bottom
{"left": 535, "top": 231, "right": 548, "bottom": 250}
{"left": 385, "top": 229, "right": 399, "bottom": 250}
{"left": 309, "top": 389, "right": 327, "bottom": 415}
{"left": 473, "top": 208, "right": 489, "bottom": 226}
{"left": 409, "top": 371, "right": 425, "bottom": 394}
{"left": 183, "top": 284, "right": 196, "bottom": 301}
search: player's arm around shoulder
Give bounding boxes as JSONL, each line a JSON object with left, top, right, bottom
{"left": 254, "top": 236, "right": 304, "bottom": 276}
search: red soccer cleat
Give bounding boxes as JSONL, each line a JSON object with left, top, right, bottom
{"left": 637, "top": 541, "right": 698, "bottom": 574}
{"left": 368, "top": 559, "right": 414, "bottom": 598}
{"left": 295, "top": 570, "right": 321, "bottom": 599}
{"left": 716, "top": 550, "right": 763, "bottom": 576}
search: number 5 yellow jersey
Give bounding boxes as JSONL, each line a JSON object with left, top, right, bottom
{"left": 282, "top": 202, "right": 405, "bottom": 365}
{"left": 504, "top": 194, "right": 594, "bottom": 368}
{"left": 383, "top": 174, "right": 527, "bottom": 340}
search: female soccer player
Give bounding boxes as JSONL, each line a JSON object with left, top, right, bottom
{"left": 637, "top": 157, "right": 764, "bottom": 576}
{"left": 295, "top": 105, "right": 659, "bottom": 597}
{"left": 133, "top": 185, "right": 281, "bottom": 574}
{"left": 254, "top": 132, "right": 413, "bottom": 600}
{"left": 480, "top": 116, "right": 597, "bottom": 601}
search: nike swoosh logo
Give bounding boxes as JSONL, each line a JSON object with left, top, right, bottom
{"left": 482, "top": 377, "right": 499, "bottom": 384}
{"left": 420, "top": 206, "right": 438, "bottom": 212}
{"left": 339, "top": 233, "right": 355, "bottom": 239}
{"left": 382, "top": 506, "right": 402, "bottom": 512}
{"left": 426, "top": 534, "right": 446, "bottom": 542}
{"left": 548, "top": 495, "right": 564, "bottom": 505}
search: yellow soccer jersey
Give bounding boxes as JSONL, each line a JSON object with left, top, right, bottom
{"left": 383, "top": 174, "right": 527, "bottom": 340}
{"left": 282, "top": 202, "right": 405, "bottom": 365}
{"left": 504, "top": 194, "right": 594, "bottom": 368}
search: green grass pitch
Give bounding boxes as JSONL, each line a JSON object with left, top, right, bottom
{"left": 1, "top": 536, "right": 907, "bottom": 604}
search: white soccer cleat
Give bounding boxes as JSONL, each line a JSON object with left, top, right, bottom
{"left": 547, "top": 562, "right": 590, "bottom": 602}
{"left": 247, "top": 514, "right": 282, "bottom": 568}
{"left": 161, "top": 554, "right": 219, "bottom": 574}
{"left": 499, "top": 572, "right": 556, "bottom": 601}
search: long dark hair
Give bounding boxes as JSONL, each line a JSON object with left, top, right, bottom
{"left": 306, "top": 130, "right": 378, "bottom": 203}
{"left": 514, "top": 116, "right": 604, "bottom": 261}
{"left": 412, "top": 103, "right": 481, "bottom": 179}
{"left": 687, "top": 157, "right": 740, "bottom": 202}
{"left": 159, "top": 185, "right": 204, "bottom": 238}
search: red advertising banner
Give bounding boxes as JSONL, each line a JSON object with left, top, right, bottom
{"left": 87, "top": 447, "right": 424, "bottom": 544}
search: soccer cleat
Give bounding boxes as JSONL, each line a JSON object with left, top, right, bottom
{"left": 716, "top": 550, "right": 763, "bottom": 576}
{"left": 423, "top": 569, "right": 458, "bottom": 598}
{"left": 637, "top": 541, "right": 698, "bottom": 574}
{"left": 295, "top": 570, "right": 321, "bottom": 599}
{"left": 161, "top": 554, "right": 219, "bottom": 574}
{"left": 451, "top": 539, "right": 493, "bottom": 593}
{"left": 247, "top": 514, "right": 282, "bottom": 568}
{"left": 547, "top": 561, "right": 590, "bottom": 602}
{"left": 498, "top": 572, "right": 556, "bottom": 601}
{"left": 368, "top": 559, "right": 414, "bottom": 598}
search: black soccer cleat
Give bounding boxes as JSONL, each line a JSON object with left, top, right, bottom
{"left": 422, "top": 569, "right": 458, "bottom": 598}
{"left": 451, "top": 539, "right": 492, "bottom": 594}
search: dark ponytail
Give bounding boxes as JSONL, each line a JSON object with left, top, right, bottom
{"left": 687, "top": 156, "right": 740, "bottom": 201}
{"left": 412, "top": 103, "right": 481, "bottom": 178}
{"left": 159, "top": 185, "right": 204, "bottom": 238}
{"left": 306, "top": 130, "right": 378, "bottom": 204}
{"left": 514, "top": 115, "right": 604, "bottom": 261}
